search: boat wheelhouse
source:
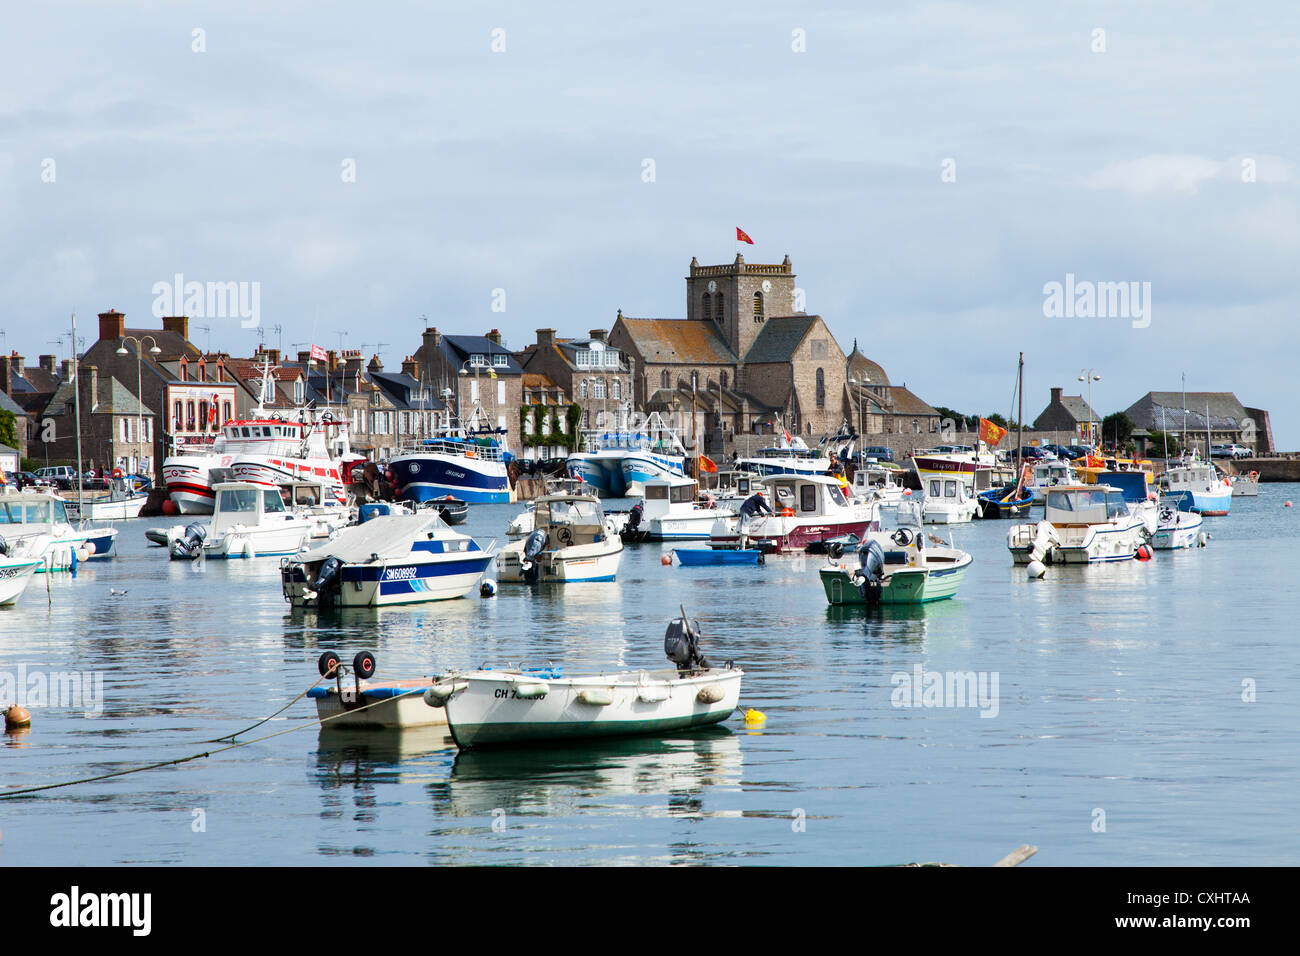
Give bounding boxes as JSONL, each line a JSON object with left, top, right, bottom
{"left": 1158, "top": 458, "right": 1233, "bottom": 516}
{"left": 172, "top": 481, "right": 314, "bottom": 559}
{"left": 707, "top": 474, "right": 879, "bottom": 554}
{"left": 390, "top": 432, "right": 512, "bottom": 505}
{"left": 916, "top": 470, "right": 978, "bottom": 524}
{"left": 497, "top": 493, "right": 623, "bottom": 582}
{"left": 633, "top": 475, "right": 736, "bottom": 541}
{"left": 1007, "top": 484, "right": 1149, "bottom": 565}
{"left": 0, "top": 489, "right": 117, "bottom": 571}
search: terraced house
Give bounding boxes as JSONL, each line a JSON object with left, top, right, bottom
{"left": 516, "top": 329, "right": 634, "bottom": 432}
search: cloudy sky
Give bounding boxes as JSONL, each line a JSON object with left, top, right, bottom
{"left": 3, "top": 1, "right": 1296, "bottom": 444}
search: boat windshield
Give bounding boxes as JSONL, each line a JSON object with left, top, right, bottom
{"left": 827, "top": 483, "right": 848, "bottom": 507}
{"left": 263, "top": 490, "right": 287, "bottom": 513}
{"left": 645, "top": 485, "right": 668, "bottom": 500}
{"left": 537, "top": 498, "right": 603, "bottom": 530}
{"left": 670, "top": 484, "right": 694, "bottom": 504}
{"left": 217, "top": 488, "right": 261, "bottom": 514}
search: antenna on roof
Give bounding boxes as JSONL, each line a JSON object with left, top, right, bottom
{"left": 195, "top": 324, "right": 211, "bottom": 353}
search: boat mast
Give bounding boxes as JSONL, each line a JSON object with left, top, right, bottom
{"left": 72, "top": 311, "right": 84, "bottom": 524}
{"left": 1015, "top": 351, "right": 1024, "bottom": 488}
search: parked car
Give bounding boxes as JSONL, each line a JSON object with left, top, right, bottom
{"left": 1014, "top": 446, "right": 1050, "bottom": 461}
{"left": 1211, "top": 443, "right": 1253, "bottom": 460}
{"left": 859, "top": 446, "right": 895, "bottom": 463}
{"left": 1041, "top": 443, "right": 1075, "bottom": 460}
{"left": 34, "top": 465, "right": 80, "bottom": 489}
{"left": 13, "top": 471, "right": 56, "bottom": 489}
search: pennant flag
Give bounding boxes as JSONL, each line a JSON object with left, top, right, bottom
{"left": 736, "top": 227, "right": 754, "bottom": 245}
{"left": 978, "top": 417, "right": 1007, "bottom": 446}
{"left": 699, "top": 454, "right": 717, "bottom": 474}
{"left": 209, "top": 394, "right": 219, "bottom": 424}
{"left": 310, "top": 344, "right": 327, "bottom": 363}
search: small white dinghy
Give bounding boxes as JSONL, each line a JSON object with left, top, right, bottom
{"left": 424, "top": 610, "right": 744, "bottom": 748}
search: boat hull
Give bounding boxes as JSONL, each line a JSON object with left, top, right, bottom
{"left": 309, "top": 682, "right": 448, "bottom": 729}
{"left": 0, "top": 558, "right": 41, "bottom": 605}
{"left": 819, "top": 558, "right": 969, "bottom": 605}
{"left": 620, "top": 453, "right": 685, "bottom": 496}
{"left": 390, "top": 454, "right": 511, "bottom": 504}
{"left": 438, "top": 668, "right": 742, "bottom": 749}
{"left": 496, "top": 542, "right": 623, "bottom": 583}
{"left": 283, "top": 554, "right": 493, "bottom": 606}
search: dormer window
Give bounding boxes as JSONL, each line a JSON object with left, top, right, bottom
{"left": 493, "top": 353, "right": 507, "bottom": 367}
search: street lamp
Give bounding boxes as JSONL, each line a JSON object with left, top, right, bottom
{"left": 116, "top": 335, "right": 162, "bottom": 475}
{"left": 849, "top": 374, "right": 872, "bottom": 465}
{"left": 1077, "top": 369, "right": 1101, "bottom": 448}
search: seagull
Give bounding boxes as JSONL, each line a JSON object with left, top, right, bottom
{"left": 109, "top": 588, "right": 129, "bottom": 596}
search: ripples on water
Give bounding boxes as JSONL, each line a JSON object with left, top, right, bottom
{"left": 1, "top": 489, "right": 1296, "bottom": 865}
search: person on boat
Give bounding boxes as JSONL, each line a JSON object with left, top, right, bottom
{"left": 737, "top": 490, "right": 774, "bottom": 549}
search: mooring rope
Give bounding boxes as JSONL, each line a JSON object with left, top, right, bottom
{"left": 0, "top": 687, "right": 430, "bottom": 800}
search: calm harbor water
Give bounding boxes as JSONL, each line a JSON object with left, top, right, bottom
{"left": 2, "top": 488, "right": 1297, "bottom": 866}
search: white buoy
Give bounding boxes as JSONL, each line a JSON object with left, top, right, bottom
{"left": 1027, "top": 559, "right": 1047, "bottom": 579}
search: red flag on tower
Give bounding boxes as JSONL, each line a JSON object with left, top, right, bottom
{"left": 736, "top": 227, "right": 754, "bottom": 245}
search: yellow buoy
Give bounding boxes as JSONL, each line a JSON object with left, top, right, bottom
{"left": 743, "top": 708, "right": 766, "bottom": 727}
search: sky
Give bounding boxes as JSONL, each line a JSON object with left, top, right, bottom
{"left": 2, "top": 1, "right": 1296, "bottom": 445}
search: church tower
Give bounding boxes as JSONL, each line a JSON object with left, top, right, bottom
{"left": 686, "top": 254, "right": 798, "bottom": 359}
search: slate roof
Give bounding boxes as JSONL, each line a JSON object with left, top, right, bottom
{"left": 616, "top": 318, "right": 738, "bottom": 365}
{"left": 742, "top": 315, "right": 820, "bottom": 364}
{"left": 847, "top": 340, "right": 891, "bottom": 387}
{"left": 1125, "top": 391, "right": 1249, "bottom": 432}
{"left": 439, "top": 335, "right": 524, "bottom": 374}
{"left": 881, "top": 386, "right": 940, "bottom": 417}
{"left": 0, "top": 390, "right": 25, "bottom": 417}
{"left": 370, "top": 370, "right": 445, "bottom": 411}
{"left": 42, "top": 376, "right": 154, "bottom": 417}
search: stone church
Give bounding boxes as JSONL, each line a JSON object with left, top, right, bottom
{"left": 609, "top": 254, "right": 849, "bottom": 443}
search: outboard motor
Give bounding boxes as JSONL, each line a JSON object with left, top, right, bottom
{"left": 520, "top": 529, "right": 547, "bottom": 583}
{"left": 664, "top": 611, "right": 710, "bottom": 673}
{"left": 627, "top": 502, "right": 643, "bottom": 532}
{"left": 853, "top": 539, "right": 886, "bottom": 600}
{"left": 169, "top": 521, "right": 208, "bottom": 560}
{"left": 311, "top": 555, "right": 343, "bottom": 600}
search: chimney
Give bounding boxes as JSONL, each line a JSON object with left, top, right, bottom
{"left": 402, "top": 355, "right": 419, "bottom": 378}
{"left": 297, "top": 350, "right": 312, "bottom": 365}
{"left": 162, "top": 315, "right": 189, "bottom": 340}
{"left": 486, "top": 329, "right": 502, "bottom": 346}
{"left": 0, "top": 355, "right": 11, "bottom": 395}
{"left": 537, "top": 329, "right": 556, "bottom": 349}
{"left": 98, "top": 309, "right": 125, "bottom": 342}
{"left": 344, "top": 350, "right": 363, "bottom": 376}
{"left": 79, "top": 364, "right": 99, "bottom": 411}
{"left": 327, "top": 350, "right": 340, "bottom": 372}
{"left": 1050, "top": 386, "right": 1063, "bottom": 405}
{"left": 265, "top": 348, "right": 280, "bottom": 366}
{"left": 368, "top": 354, "right": 383, "bottom": 373}
{"left": 61, "top": 359, "right": 74, "bottom": 380}
{"left": 589, "top": 329, "right": 607, "bottom": 343}
{"left": 39, "top": 354, "right": 56, "bottom": 375}
{"left": 422, "top": 327, "right": 441, "bottom": 353}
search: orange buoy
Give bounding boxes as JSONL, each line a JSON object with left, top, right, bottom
{"left": 1286, "top": 501, "right": 1293, "bottom": 508}
{"left": 661, "top": 554, "right": 672, "bottom": 566}
{"left": 4, "top": 705, "right": 31, "bottom": 730}
{"left": 161, "top": 499, "right": 178, "bottom": 516}
{"left": 1135, "top": 544, "right": 1152, "bottom": 561}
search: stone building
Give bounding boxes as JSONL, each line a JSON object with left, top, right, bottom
{"left": 609, "top": 254, "right": 850, "bottom": 445}
{"left": 39, "top": 363, "right": 156, "bottom": 474}
{"left": 1032, "top": 386, "right": 1100, "bottom": 442}
{"left": 412, "top": 329, "right": 524, "bottom": 453}
{"left": 1124, "top": 391, "right": 1267, "bottom": 454}
{"left": 516, "top": 329, "right": 635, "bottom": 433}
{"left": 844, "top": 343, "right": 943, "bottom": 438}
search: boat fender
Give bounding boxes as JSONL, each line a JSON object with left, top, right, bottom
{"left": 83, "top": 540, "right": 97, "bottom": 556}
{"left": 661, "top": 553, "right": 672, "bottom": 566}
{"left": 637, "top": 685, "right": 670, "bottom": 703}
{"left": 1026, "top": 559, "right": 1047, "bottom": 580}
{"left": 423, "top": 681, "right": 468, "bottom": 707}
{"left": 577, "top": 688, "right": 614, "bottom": 706}
{"left": 696, "top": 684, "right": 725, "bottom": 704}
{"left": 1197, "top": 532, "right": 1210, "bottom": 548}
{"left": 479, "top": 580, "right": 497, "bottom": 597}
{"left": 76, "top": 546, "right": 91, "bottom": 563}
{"left": 514, "top": 682, "right": 548, "bottom": 700}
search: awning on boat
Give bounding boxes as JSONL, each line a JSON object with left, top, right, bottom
{"left": 296, "top": 514, "right": 448, "bottom": 563}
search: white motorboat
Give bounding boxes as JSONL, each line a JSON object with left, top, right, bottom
{"left": 707, "top": 474, "right": 879, "bottom": 553}
{"left": 1231, "top": 470, "right": 1259, "bottom": 497}
{"left": 734, "top": 436, "right": 830, "bottom": 478}
{"left": 506, "top": 478, "right": 590, "bottom": 538}
{"left": 850, "top": 463, "right": 907, "bottom": 509}
{"left": 911, "top": 442, "right": 997, "bottom": 493}
{"left": 625, "top": 475, "right": 736, "bottom": 541}
{"left": 1151, "top": 497, "right": 1206, "bottom": 550}
{"left": 0, "top": 488, "right": 118, "bottom": 572}
{"left": 64, "top": 476, "right": 150, "bottom": 521}
{"left": 497, "top": 493, "right": 623, "bottom": 583}
{"left": 282, "top": 480, "right": 351, "bottom": 538}
{"left": 167, "top": 481, "right": 314, "bottom": 560}
{"left": 1026, "top": 459, "right": 1078, "bottom": 503}
{"left": 1007, "top": 484, "right": 1149, "bottom": 565}
{"left": 0, "top": 553, "right": 43, "bottom": 605}
{"left": 915, "top": 469, "right": 978, "bottom": 524}
{"left": 281, "top": 512, "right": 495, "bottom": 607}
{"left": 423, "top": 611, "right": 743, "bottom": 748}
{"left": 699, "top": 469, "right": 763, "bottom": 511}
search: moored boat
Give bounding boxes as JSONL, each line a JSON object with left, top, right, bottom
{"left": 915, "top": 467, "right": 978, "bottom": 524}
{"left": 497, "top": 492, "right": 623, "bottom": 582}
{"left": 707, "top": 474, "right": 879, "bottom": 553}
{"left": 390, "top": 433, "right": 512, "bottom": 504}
{"left": 1007, "top": 484, "right": 1149, "bottom": 565}
{"left": 0, "top": 488, "right": 117, "bottom": 571}
{"left": 1151, "top": 496, "right": 1206, "bottom": 550}
{"left": 0, "top": 552, "right": 42, "bottom": 605}
{"left": 1231, "top": 470, "right": 1259, "bottom": 497}
{"left": 1158, "top": 457, "right": 1232, "bottom": 516}
{"left": 169, "top": 481, "right": 314, "bottom": 560}
{"left": 629, "top": 475, "right": 736, "bottom": 541}
{"left": 819, "top": 526, "right": 972, "bottom": 606}
{"left": 281, "top": 512, "right": 495, "bottom": 607}
{"left": 423, "top": 611, "right": 743, "bottom": 748}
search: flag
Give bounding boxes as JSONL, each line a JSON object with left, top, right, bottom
{"left": 310, "top": 344, "right": 327, "bottom": 363}
{"left": 783, "top": 428, "right": 792, "bottom": 444}
{"left": 699, "top": 454, "right": 717, "bottom": 474}
{"left": 978, "top": 417, "right": 1007, "bottom": 446}
{"left": 210, "top": 394, "right": 219, "bottom": 424}
{"left": 488, "top": 367, "right": 497, "bottom": 379}
{"left": 736, "top": 227, "right": 754, "bottom": 245}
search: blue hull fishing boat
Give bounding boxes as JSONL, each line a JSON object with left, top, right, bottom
{"left": 390, "top": 435, "right": 512, "bottom": 504}
{"left": 977, "top": 484, "right": 1034, "bottom": 518}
